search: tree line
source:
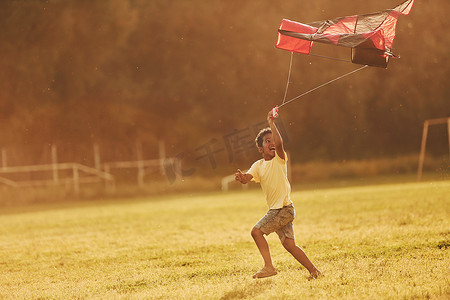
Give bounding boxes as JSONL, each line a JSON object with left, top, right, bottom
{"left": 0, "top": 0, "right": 448, "bottom": 168}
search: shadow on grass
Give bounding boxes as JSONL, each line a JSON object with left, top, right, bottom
{"left": 220, "top": 279, "right": 274, "bottom": 300}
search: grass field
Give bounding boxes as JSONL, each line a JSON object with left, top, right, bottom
{"left": 0, "top": 180, "right": 449, "bottom": 299}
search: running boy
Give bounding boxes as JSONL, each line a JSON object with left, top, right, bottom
{"left": 235, "top": 108, "right": 322, "bottom": 279}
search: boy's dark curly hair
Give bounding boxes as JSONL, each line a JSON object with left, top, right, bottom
{"left": 255, "top": 127, "right": 272, "bottom": 148}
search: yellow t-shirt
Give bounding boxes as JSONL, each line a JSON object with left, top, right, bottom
{"left": 247, "top": 152, "right": 292, "bottom": 209}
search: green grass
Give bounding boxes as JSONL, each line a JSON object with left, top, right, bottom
{"left": 0, "top": 180, "right": 449, "bottom": 299}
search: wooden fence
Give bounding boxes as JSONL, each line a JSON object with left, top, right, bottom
{"left": 417, "top": 117, "right": 450, "bottom": 181}
{"left": 0, "top": 141, "right": 169, "bottom": 193}
{"left": 0, "top": 163, "right": 115, "bottom": 193}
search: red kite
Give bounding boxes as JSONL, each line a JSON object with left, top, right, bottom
{"left": 276, "top": 0, "right": 415, "bottom": 68}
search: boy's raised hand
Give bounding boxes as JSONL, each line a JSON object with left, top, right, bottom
{"left": 268, "top": 106, "right": 279, "bottom": 121}
{"left": 267, "top": 107, "right": 285, "bottom": 159}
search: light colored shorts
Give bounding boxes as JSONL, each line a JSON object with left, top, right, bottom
{"left": 254, "top": 204, "right": 295, "bottom": 243}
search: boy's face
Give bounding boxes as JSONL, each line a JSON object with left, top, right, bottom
{"left": 258, "top": 133, "right": 276, "bottom": 160}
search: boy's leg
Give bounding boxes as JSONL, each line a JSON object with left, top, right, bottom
{"left": 251, "top": 227, "right": 274, "bottom": 268}
{"left": 251, "top": 227, "right": 278, "bottom": 278}
{"left": 282, "top": 238, "right": 322, "bottom": 276}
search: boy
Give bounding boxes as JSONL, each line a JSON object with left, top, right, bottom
{"left": 235, "top": 109, "right": 322, "bottom": 279}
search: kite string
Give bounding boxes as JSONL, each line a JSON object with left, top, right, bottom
{"left": 278, "top": 65, "right": 369, "bottom": 108}
{"left": 281, "top": 52, "right": 294, "bottom": 105}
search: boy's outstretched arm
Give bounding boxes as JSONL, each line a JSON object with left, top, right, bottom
{"left": 268, "top": 109, "right": 285, "bottom": 160}
{"left": 235, "top": 169, "right": 253, "bottom": 184}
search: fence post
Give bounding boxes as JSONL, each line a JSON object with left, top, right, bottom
{"left": 104, "top": 164, "right": 111, "bottom": 189}
{"left": 1, "top": 148, "right": 6, "bottom": 170}
{"left": 448, "top": 119, "right": 450, "bottom": 161}
{"left": 93, "top": 143, "right": 101, "bottom": 170}
{"left": 73, "top": 164, "right": 80, "bottom": 194}
{"left": 159, "top": 140, "right": 166, "bottom": 175}
{"left": 136, "top": 141, "right": 144, "bottom": 187}
{"left": 417, "top": 121, "right": 429, "bottom": 182}
{"left": 52, "top": 145, "right": 59, "bottom": 184}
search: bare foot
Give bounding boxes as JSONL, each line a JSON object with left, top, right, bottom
{"left": 253, "top": 266, "right": 278, "bottom": 279}
{"left": 307, "top": 270, "right": 323, "bottom": 280}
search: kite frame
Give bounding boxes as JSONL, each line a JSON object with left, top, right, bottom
{"left": 277, "top": 0, "right": 415, "bottom": 109}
